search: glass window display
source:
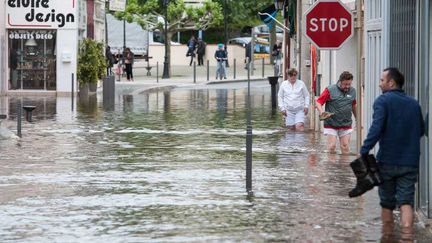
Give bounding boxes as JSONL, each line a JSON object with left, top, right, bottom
{"left": 8, "top": 30, "right": 56, "bottom": 90}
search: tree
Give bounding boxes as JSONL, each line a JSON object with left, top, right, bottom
{"left": 214, "top": 0, "right": 275, "bottom": 30}
{"left": 115, "top": 0, "right": 223, "bottom": 76}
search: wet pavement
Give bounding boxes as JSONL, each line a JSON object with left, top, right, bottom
{"left": 1, "top": 82, "right": 431, "bottom": 242}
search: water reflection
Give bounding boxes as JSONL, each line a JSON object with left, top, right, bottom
{"left": 0, "top": 86, "right": 431, "bottom": 242}
{"left": 78, "top": 94, "right": 98, "bottom": 116}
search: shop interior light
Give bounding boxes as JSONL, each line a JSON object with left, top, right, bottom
{"left": 25, "top": 39, "right": 37, "bottom": 46}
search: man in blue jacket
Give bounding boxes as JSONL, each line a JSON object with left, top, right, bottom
{"left": 360, "top": 67, "right": 425, "bottom": 240}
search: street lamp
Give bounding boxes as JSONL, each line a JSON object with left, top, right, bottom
{"left": 274, "top": 0, "right": 285, "bottom": 10}
{"left": 162, "top": 0, "right": 170, "bottom": 79}
{"left": 223, "top": 0, "right": 229, "bottom": 67}
{"left": 274, "top": 0, "right": 290, "bottom": 80}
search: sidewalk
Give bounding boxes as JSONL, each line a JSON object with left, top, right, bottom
{"left": 113, "top": 62, "right": 277, "bottom": 91}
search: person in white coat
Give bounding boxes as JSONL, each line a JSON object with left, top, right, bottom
{"left": 278, "top": 68, "right": 310, "bottom": 131}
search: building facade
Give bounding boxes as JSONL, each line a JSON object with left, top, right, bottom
{"left": 364, "top": 0, "right": 432, "bottom": 218}
{"left": 0, "top": 0, "right": 106, "bottom": 96}
{"left": 3, "top": 0, "right": 79, "bottom": 95}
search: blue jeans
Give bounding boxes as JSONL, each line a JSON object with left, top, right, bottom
{"left": 378, "top": 164, "right": 418, "bottom": 210}
{"left": 216, "top": 61, "right": 226, "bottom": 79}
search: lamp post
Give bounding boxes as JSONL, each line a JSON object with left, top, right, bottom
{"left": 223, "top": 0, "right": 229, "bottom": 67}
{"left": 162, "top": 0, "right": 170, "bottom": 79}
{"left": 274, "top": 0, "right": 284, "bottom": 10}
{"left": 274, "top": 0, "right": 289, "bottom": 80}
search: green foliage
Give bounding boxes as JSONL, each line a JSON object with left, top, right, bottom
{"left": 214, "top": 0, "right": 277, "bottom": 29}
{"left": 113, "top": 0, "right": 223, "bottom": 75}
{"left": 114, "top": 0, "right": 223, "bottom": 33}
{"left": 78, "top": 39, "right": 107, "bottom": 85}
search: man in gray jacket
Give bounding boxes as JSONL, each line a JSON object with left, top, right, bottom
{"left": 316, "top": 71, "right": 357, "bottom": 154}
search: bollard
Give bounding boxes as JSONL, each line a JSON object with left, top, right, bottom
{"left": 23, "top": 106, "right": 36, "bottom": 122}
{"left": 193, "top": 61, "right": 196, "bottom": 83}
{"left": 246, "top": 125, "right": 252, "bottom": 193}
{"left": 71, "top": 73, "right": 74, "bottom": 111}
{"left": 207, "top": 60, "right": 209, "bottom": 81}
{"left": 267, "top": 76, "right": 279, "bottom": 109}
{"left": 233, "top": 59, "right": 236, "bottom": 79}
{"left": 16, "top": 103, "right": 21, "bottom": 138}
{"left": 246, "top": 63, "right": 253, "bottom": 195}
{"left": 157, "top": 62, "right": 159, "bottom": 83}
{"left": 103, "top": 75, "right": 115, "bottom": 110}
{"left": 262, "top": 58, "right": 265, "bottom": 77}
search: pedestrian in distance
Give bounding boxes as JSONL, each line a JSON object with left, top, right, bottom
{"left": 105, "top": 46, "right": 117, "bottom": 75}
{"left": 359, "top": 67, "right": 424, "bottom": 242}
{"left": 245, "top": 41, "right": 252, "bottom": 70}
{"left": 315, "top": 71, "right": 357, "bottom": 154}
{"left": 114, "top": 50, "right": 122, "bottom": 81}
{"left": 214, "top": 43, "right": 227, "bottom": 80}
{"left": 186, "top": 35, "right": 197, "bottom": 66}
{"left": 124, "top": 47, "right": 134, "bottom": 81}
{"left": 272, "top": 42, "right": 282, "bottom": 76}
{"left": 196, "top": 38, "right": 206, "bottom": 66}
{"left": 277, "top": 68, "right": 310, "bottom": 131}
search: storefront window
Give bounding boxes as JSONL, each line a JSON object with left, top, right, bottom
{"left": 8, "top": 30, "right": 56, "bottom": 90}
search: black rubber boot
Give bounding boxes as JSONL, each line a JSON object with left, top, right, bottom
{"left": 366, "top": 154, "right": 383, "bottom": 186}
{"left": 348, "top": 156, "right": 376, "bottom": 198}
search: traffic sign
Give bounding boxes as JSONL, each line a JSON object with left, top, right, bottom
{"left": 304, "top": 0, "right": 354, "bottom": 49}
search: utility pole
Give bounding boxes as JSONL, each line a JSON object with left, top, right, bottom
{"left": 223, "top": 0, "right": 229, "bottom": 67}
{"left": 355, "top": 0, "right": 363, "bottom": 152}
{"left": 298, "top": 0, "right": 312, "bottom": 128}
{"left": 162, "top": 0, "right": 170, "bottom": 79}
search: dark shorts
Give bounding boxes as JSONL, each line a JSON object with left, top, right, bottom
{"left": 378, "top": 164, "right": 418, "bottom": 210}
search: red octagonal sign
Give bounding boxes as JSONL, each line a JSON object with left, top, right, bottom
{"left": 304, "top": 0, "right": 354, "bottom": 49}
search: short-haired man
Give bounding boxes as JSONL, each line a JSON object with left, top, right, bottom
{"left": 316, "top": 71, "right": 356, "bottom": 154}
{"left": 360, "top": 67, "right": 424, "bottom": 240}
{"left": 278, "top": 68, "right": 310, "bottom": 131}
{"left": 215, "top": 44, "right": 227, "bottom": 80}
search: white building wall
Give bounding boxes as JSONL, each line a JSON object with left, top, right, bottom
{"left": 318, "top": 33, "right": 358, "bottom": 89}
{"left": 56, "top": 29, "right": 79, "bottom": 95}
{"left": 364, "top": 0, "right": 388, "bottom": 142}
{"left": 5, "top": 0, "right": 79, "bottom": 95}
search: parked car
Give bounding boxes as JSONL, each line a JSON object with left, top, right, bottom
{"left": 253, "top": 24, "right": 284, "bottom": 42}
{"left": 228, "top": 37, "right": 270, "bottom": 54}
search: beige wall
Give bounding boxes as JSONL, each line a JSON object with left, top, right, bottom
{"left": 147, "top": 44, "right": 252, "bottom": 66}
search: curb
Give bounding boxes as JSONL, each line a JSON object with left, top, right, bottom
{"left": 207, "top": 78, "right": 268, "bottom": 85}
{"left": 131, "top": 85, "right": 177, "bottom": 95}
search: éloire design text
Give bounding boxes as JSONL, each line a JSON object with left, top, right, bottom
{"left": 8, "top": 0, "right": 75, "bottom": 28}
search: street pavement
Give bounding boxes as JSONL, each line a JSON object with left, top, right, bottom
{"left": 2, "top": 64, "right": 432, "bottom": 241}
{"left": 113, "top": 62, "right": 276, "bottom": 91}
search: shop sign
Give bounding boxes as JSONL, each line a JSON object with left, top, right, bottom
{"left": 109, "top": 0, "right": 126, "bottom": 12}
{"left": 9, "top": 30, "right": 55, "bottom": 40}
{"left": 6, "top": 0, "right": 77, "bottom": 29}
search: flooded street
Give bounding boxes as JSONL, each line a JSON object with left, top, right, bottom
{"left": 0, "top": 82, "right": 431, "bottom": 242}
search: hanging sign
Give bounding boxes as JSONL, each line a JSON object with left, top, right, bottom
{"left": 109, "top": 0, "right": 126, "bottom": 12}
{"left": 6, "top": 0, "right": 77, "bottom": 29}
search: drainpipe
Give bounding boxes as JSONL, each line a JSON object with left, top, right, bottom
{"left": 355, "top": 0, "right": 363, "bottom": 152}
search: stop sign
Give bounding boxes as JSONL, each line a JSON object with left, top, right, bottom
{"left": 304, "top": 0, "right": 354, "bottom": 49}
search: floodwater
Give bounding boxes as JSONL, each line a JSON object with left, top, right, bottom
{"left": 0, "top": 82, "right": 431, "bottom": 242}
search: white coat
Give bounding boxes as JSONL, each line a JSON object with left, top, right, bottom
{"left": 277, "top": 79, "right": 310, "bottom": 112}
